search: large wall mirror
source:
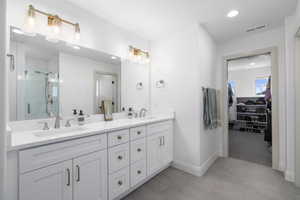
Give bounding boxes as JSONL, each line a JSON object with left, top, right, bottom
{"left": 8, "top": 26, "right": 150, "bottom": 121}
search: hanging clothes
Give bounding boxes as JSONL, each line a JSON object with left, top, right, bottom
{"left": 264, "top": 76, "right": 272, "bottom": 101}
{"left": 264, "top": 76, "right": 272, "bottom": 144}
{"left": 228, "top": 83, "right": 234, "bottom": 107}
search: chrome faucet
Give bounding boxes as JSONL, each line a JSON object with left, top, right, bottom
{"left": 139, "top": 108, "right": 147, "bottom": 118}
{"left": 54, "top": 114, "right": 62, "bottom": 129}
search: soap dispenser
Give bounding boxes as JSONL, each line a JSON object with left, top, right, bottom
{"left": 73, "top": 109, "right": 78, "bottom": 116}
{"left": 78, "top": 110, "right": 85, "bottom": 125}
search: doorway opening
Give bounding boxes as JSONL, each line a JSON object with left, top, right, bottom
{"left": 228, "top": 54, "right": 272, "bottom": 167}
{"left": 222, "top": 47, "right": 280, "bottom": 170}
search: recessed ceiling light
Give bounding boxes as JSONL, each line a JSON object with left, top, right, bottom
{"left": 227, "top": 10, "right": 239, "bottom": 18}
{"left": 250, "top": 62, "right": 256, "bottom": 66}
{"left": 111, "top": 56, "right": 117, "bottom": 60}
{"left": 12, "top": 29, "right": 24, "bottom": 35}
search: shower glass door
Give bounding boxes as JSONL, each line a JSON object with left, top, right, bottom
{"left": 20, "top": 70, "right": 59, "bottom": 120}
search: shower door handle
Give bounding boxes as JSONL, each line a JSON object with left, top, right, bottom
{"left": 27, "top": 103, "right": 31, "bottom": 114}
{"left": 7, "top": 54, "right": 15, "bottom": 72}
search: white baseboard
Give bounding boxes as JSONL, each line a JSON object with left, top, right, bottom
{"left": 285, "top": 170, "right": 295, "bottom": 182}
{"left": 172, "top": 153, "right": 219, "bottom": 177}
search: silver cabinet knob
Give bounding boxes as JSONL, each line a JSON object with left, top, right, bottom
{"left": 118, "top": 155, "right": 123, "bottom": 160}
{"left": 118, "top": 180, "right": 123, "bottom": 186}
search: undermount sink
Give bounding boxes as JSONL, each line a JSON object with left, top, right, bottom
{"left": 34, "top": 126, "right": 86, "bottom": 137}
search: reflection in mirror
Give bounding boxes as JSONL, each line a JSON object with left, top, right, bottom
{"left": 9, "top": 26, "right": 122, "bottom": 121}
{"left": 94, "top": 72, "right": 119, "bottom": 114}
{"left": 9, "top": 29, "right": 59, "bottom": 121}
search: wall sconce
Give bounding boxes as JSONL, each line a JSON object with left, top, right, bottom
{"left": 24, "top": 5, "right": 80, "bottom": 43}
{"left": 129, "top": 46, "right": 150, "bottom": 64}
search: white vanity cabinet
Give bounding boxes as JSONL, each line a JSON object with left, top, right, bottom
{"left": 19, "top": 134, "right": 108, "bottom": 200}
{"left": 19, "top": 160, "right": 73, "bottom": 200}
{"left": 147, "top": 121, "right": 173, "bottom": 176}
{"left": 20, "top": 150, "right": 108, "bottom": 200}
{"left": 13, "top": 119, "right": 173, "bottom": 200}
{"left": 72, "top": 151, "right": 108, "bottom": 200}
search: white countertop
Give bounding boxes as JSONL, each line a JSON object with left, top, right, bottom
{"left": 8, "top": 114, "right": 174, "bottom": 151}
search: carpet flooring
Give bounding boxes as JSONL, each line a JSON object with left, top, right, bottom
{"left": 229, "top": 130, "right": 272, "bottom": 167}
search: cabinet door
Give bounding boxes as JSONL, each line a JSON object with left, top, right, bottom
{"left": 147, "top": 129, "right": 173, "bottom": 176}
{"left": 160, "top": 130, "right": 173, "bottom": 166}
{"left": 73, "top": 150, "right": 108, "bottom": 200}
{"left": 20, "top": 160, "right": 73, "bottom": 200}
{"left": 147, "top": 133, "right": 163, "bottom": 175}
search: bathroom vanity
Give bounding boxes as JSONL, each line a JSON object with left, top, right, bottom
{"left": 6, "top": 25, "right": 173, "bottom": 200}
{"left": 6, "top": 115, "right": 174, "bottom": 200}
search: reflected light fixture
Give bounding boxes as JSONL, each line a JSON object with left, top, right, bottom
{"left": 25, "top": 5, "right": 81, "bottom": 42}
{"left": 129, "top": 46, "right": 150, "bottom": 64}
{"left": 72, "top": 45, "right": 81, "bottom": 50}
{"left": 227, "top": 10, "right": 239, "bottom": 18}
{"left": 12, "top": 28, "right": 24, "bottom": 35}
{"left": 27, "top": 5, "right": 36, "bottom": 26}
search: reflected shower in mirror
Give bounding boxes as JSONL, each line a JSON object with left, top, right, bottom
{"left": 9, "top": 31, "right": 59, "bottom": 121}
{"left": 9, "top": 26, "right": 122, "bottom": 121}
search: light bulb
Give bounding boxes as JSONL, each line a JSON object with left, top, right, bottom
{"left": 74, "top": 23, "right": 80, "bottom": 41}
{"left": 53, "top": 25, "right": 60, "bottom": 34}
{"left": 27, "top": 16, "right": 35, "bottom": 27}
{"left": 46, "top": 15, "right": 61, "bottom": 43}
{"left": 24, "top": 5, "right": 36, "bottom": 35}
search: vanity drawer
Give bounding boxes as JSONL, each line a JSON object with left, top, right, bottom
{"left": 109, "top": 167, "right": 130, "bottom": 200}
{"left": 108, "top": 129, "right": 129, "bottom": 147}
{"left": 19, "top": 134, "right": 107, "bottom": 174}
{"left": 130, "top": 138, "right": 146, "bottom": 164}
{"left": 108, "top": 143, "right": 129, "bottom": 174}
{"left": 130, "top": 160, "right": 147, "bottom": 187}
{"left": 147, "top": 120, "right": 173, "bottom": 136}
{"left": 130, "top": 126, "right": 146, "bottom": 141}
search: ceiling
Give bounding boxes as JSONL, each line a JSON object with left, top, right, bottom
{"left": 228, "top": 54, "right": 271, "bottom": 71}
{"left": 64, "top": 0, "right": 297, "bottom": 42}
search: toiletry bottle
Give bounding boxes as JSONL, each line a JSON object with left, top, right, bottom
{"left": 78, "top": 110, "right": 85, "bottom": 125}
{"left": 73, "top": 109, "right": 77, "bottom": 116}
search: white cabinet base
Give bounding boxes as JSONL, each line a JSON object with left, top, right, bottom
{"left": 112, "top": 163, "right": 171, "bottom": 200}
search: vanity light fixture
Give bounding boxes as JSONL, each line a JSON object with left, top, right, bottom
{"left": 129, "top": 46, "right": 150, "bottom": 64}
{"left": 25, "top": 5, "right": 81, "bottom": 42}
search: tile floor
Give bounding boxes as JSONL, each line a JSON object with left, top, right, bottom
{"left": 123, "top": 158, "right": 300, "bottom": 200}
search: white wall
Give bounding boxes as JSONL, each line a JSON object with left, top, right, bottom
{"left": 228, "top": 67, "right": 271, "bottom": 97}
{"left": 151, "top": 24, "right": 219, "bottom": 175}
{"left": 217, "top": 26, "right": 287, "bottom": 172}
{"left": 0, "top": 0, "right": 7, "bottom": 199}
{"left": 121, "top": 60, "right": 150, "bottom": 112}
{"left": 59, "top": 53, "right": 120, "bottom": 116}
{"left": 284, "top": 0, "right": 300, "bottom": 182}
